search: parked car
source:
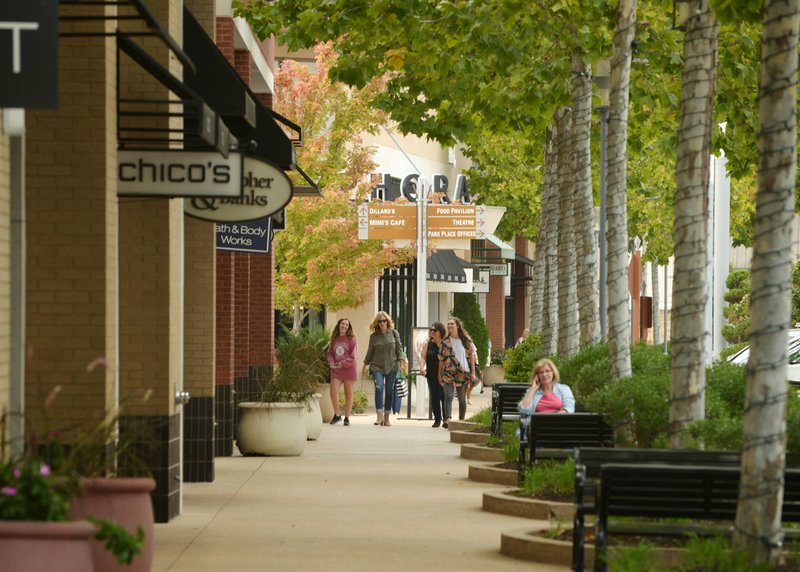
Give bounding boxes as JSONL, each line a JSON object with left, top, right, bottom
{"left": 727, "top": 328, "right": 800, "bottom": 386}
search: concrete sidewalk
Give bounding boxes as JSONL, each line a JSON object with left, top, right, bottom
{"left": 154, "top": 388, "right": 568, "bottom": 572}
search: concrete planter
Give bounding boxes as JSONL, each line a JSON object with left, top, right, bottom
{"left": 315, "top": 383, "right": 335, "bottom": 423}
{"left": 450, "top": 429, "right": 490, "bottom": 444}
{"left": 483, "top": 364, "right": 505, "bottom": 387}
{"left": 0, "top": 520, "right": 95, "bottom": 572}
{"left": 467, "top": 462, "right": 518, "bottom": 486}
{"left": 460, "top": 443, "right": 505, "bottom": 463}
{"left": 69, "top": 477, "right": 156, "bottom": 572}
{"left": 447, "top": 420, "right": 477, "bottom": 432}
{"left": 483, "top": 490, "right": 573, "bottom": 521}
{"left": 236, "top": 402, "right": 307, "bottom": 456}
{"left": 305, "top": 394, "right": 323, "bottom": 440}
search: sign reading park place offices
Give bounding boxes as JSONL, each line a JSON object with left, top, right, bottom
{"left": 118, "top": 150, "right": 243, "bottom": 198}
{"left": 184, "top": 156, "right": 293, "bottom": 222}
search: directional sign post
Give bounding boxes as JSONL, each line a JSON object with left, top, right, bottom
{"left": 358, "top": 203, "right": 417, "bottom": 240}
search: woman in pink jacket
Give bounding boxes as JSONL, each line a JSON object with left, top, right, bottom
{"left": 327, "top": 318, "right": 359, "bottom": 426}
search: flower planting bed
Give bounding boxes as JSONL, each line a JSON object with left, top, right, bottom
{"left": 460, "top": 443, "right": 505, "bottom": 462}
{"left": 467, "top": 462, "right": 518, "bottom": 486}
{"left": 482, "top": 489, "right": 573, "bottom": 521}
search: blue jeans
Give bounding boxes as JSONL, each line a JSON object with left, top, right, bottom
{"left": 372, "top": 370, "right": 397, "bottom": 412}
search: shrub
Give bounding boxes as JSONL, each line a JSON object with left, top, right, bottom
{"left": 552, "top": 342, "right": 612, "bottom": 402}
{"left": 586, "top": 370, "right": 670, "bottom": 448}
{"left": 722, "top": 269, "right": 751, "bottom": 345}
{"left": 338, "top": 389, "right": 368, "bottom": 414}
{"left": 503, "top": 333, "right": 544, "bottom": 383}
{"left": 453, "top": 293, "right": 490, "bottom": 368}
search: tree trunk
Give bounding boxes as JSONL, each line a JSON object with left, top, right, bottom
{"left": 668, "top": 0, "right": 719, "bottom": 448}
{"left": 572, "top": 56, "right": 600, "bottom": 348}
{"left": 556, "top": 107, "right": 579, "bottom": 357}
{"left": 733, "top": 0, "right": 800, "bottom": 563}
{"left": 606, "top": 0, "right": 636, "bottom": 379}
{"left": 651, "top": 262, "right": 661, "bottom": 345}
{"left": 292, "top": 303, "right": 305, "bottom": 335}
{"left": 541, "top": 126, "right": 560, "bottom": 356}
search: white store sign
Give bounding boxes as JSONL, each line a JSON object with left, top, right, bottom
{"left": 118, "top": 150, "right": 243, "bottom": 198}
{"left": 184, "top": 156, "right": 293, "bottom": 222}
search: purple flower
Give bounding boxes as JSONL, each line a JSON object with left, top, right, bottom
{"left": 12, "top": 468, "right": 21, "bottom": 478}
{"left": 39, "top": 464, "right": 51, "bottom": 477}
{"left": 1, "top": 486, "right": 17, "bottom": 496}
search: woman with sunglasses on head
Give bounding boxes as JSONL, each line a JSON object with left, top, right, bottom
{"left": 327, "top": 318, "right": 358, "bottom": 427}
{"left": 438, "top": 317, "right": 477, "bottom": 428}
{"left": 361, "top": 311, "right": 405, "bottom": 426}
{"left": 420, "top": 322, "right": 446, "bottom": 427}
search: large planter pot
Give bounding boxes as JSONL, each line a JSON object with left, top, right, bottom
{"left": 305, "top": 393, "right": 323, "bottom": 440}
{"left": 0, "top": 520, "right": 96, "bottom": 572}
{"left": 316, "top": 383, "right": 335, "bottom": 423}
{"left": 237, "top": 402, "right": 307, "bottom": 456}
{"left": 483, "top": 364, "right": 505, "bottom": 387}
{"left": 68, "top": 477, "right": 156, "bottom": 572}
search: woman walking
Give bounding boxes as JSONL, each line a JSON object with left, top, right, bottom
{"left": 362, "top": 311, "right": 405, "bottom": 426}
{"left": 421, "top": 322, "right": 446, "bottom": 427}
{"left": 438, "top": 317, "right": 477, "bottom": 428}
{"left": 327, "top": 318, "right": 358, "bottom": 426}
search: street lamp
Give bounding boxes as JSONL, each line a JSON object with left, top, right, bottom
{"left": 593, "top": 58, "right": 611, "bottom": 340}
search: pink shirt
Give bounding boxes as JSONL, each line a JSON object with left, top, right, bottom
{"left": 328, "top": 336, "right": 358, "bottom": 380}
{"left": 534, "top": 392, "right": 564, "bottom": 413}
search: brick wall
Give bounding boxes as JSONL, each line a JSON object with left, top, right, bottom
{"left": 25, "top": 23, "right": 117, "bottom": 431}
{"left": 486, "top": 276, "right": 506, "bottom": 350}
{"left": 216, "top": 17, "right": 235, "bottom": 65}
{"left": 184, "top": 218, "right": 215, "bottom": 399}
{"left": 185, "top": 0, "right": 215, "bottom": 38}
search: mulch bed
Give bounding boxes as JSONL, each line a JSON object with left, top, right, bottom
{"left": 507, "top": 486, "right": 572, "bottom": 503}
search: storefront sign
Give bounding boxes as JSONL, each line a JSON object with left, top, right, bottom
{"left": 473, "top": 268, "right": 490, "bottom": 293}
{"left": 184, "top": 156, "right": 293, "bottom": 222}
{"left": 484, "top": 264, "right": 508, "bottom": 277}
{"left": 0, "top": 0, "right": 58, "bottom": 108}
{"left": 215, "top": 217, "right": 272, "bottom": 254}
{"left": 119, "top": 150, "right": 243, "bottom": 198}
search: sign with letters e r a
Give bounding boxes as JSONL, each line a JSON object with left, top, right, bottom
{"left": 0, "top": 0, "right": 58, "bottom": 108}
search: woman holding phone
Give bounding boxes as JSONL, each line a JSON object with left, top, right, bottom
{"left": 518, "top": 358, "right": 575, "bottom": 416}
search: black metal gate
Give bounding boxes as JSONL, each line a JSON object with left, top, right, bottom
{"left": 377, "top": 263, "right": 415, "bottom": 351}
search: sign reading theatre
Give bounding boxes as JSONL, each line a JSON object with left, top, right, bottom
{"left": 184, "top": 156, "right": 293, "bottom": 222}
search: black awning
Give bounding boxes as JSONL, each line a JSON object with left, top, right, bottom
{"left": 183, "top": 7, "right": 295, "bottom": 171}
{"left": 426, "top": 251, "right": 467, "bottom": 283}
{"left": 183, "top": 8, "right": 255, "bottom": 129}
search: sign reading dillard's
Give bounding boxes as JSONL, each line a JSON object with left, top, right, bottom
{"left": 184, "top": 156, "right": 293, "bottom": 222}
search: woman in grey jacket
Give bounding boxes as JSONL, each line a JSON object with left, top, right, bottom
{"left": 361, "top": 311, "right": 405, "bottom": 426}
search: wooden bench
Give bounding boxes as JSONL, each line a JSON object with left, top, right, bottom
{"left": 591, "top": 462, "right": 800, "bottom": 572}
{"left": 490, "top": 383, "right": 529, "bottom": 437}
{"left": 571, "top": 448, "right": 741, "bottom": 572}
{"left": 517, "top": 413, "right": 613, "bottom": 486}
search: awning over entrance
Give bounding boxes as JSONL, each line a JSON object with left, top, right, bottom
{"left": 426, "top": 250, "right": 467, "bottom": 283}
{"left": 471, "top": 233, "right": 515, "bottom": 263}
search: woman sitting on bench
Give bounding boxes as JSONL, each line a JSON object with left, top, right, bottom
{"left": 518, "top": 358, "right": 575, "bottom": 418}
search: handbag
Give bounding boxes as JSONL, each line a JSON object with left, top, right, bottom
{"left": 395, "top": 375, "right": 408, "bottom": 398}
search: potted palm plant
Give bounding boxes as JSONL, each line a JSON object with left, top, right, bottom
{"left": 236, "top": 326, "right": 328, "bottom": 455}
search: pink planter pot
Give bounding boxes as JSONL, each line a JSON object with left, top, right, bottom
{"left": 0, "top": 520, "right": 96, "bottom": 572}
{"left": 68, "top": 477, "right": 156, "bottom": 572}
